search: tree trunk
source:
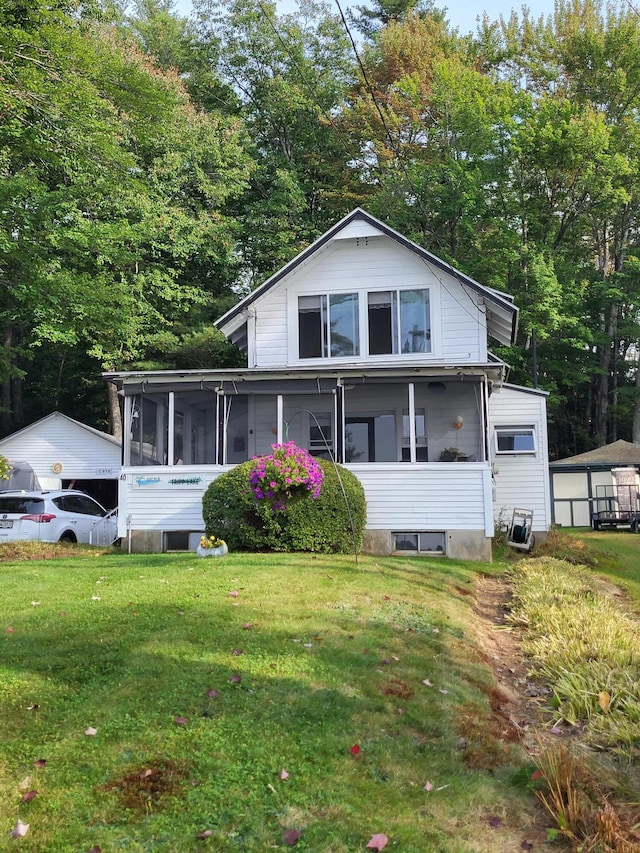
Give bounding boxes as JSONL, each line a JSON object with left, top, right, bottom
{"left": 107, "top": 381, "right": 122, "bottom": 440}
{"left": 594, "top": 301, "right": 618, "bottom": 446}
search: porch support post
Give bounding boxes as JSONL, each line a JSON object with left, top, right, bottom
{"left": 215, "top": 389, "right": 226, "bottom": 465}
{"left": 408, "top": 382, "right": 416, "bottom": 463}
{"left": 336, "top": 382, "right": 345, "bottom": 463}
{"left": 481, "top": 376, "right": 489, "bottom": 463}
{"left": 168, "top": 391, "right": 175, "bottom": 465}
{"left": 123, "top": 395, "right": 132, "bottom": 466}
{"left": 277, "top": 395, "right": 284, "bottom": 444}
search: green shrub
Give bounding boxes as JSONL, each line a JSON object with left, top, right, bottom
{"left": 202, "top": 458, "right": 366, "bottom": 554}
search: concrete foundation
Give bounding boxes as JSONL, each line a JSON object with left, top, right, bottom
{"left": 363, "top": 528, "right": 492, "bottom": 562}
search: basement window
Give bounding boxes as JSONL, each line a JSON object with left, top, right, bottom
{"left": 393, "top": 532, "right": 446, "bottom": 555}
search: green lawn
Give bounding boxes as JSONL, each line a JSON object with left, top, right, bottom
{"left": 0, "top": 550, "right": 545, "bottom": 853}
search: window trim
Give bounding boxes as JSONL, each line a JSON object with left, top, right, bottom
{"left": 495, "top": 426, "right": 537, "bottom": 455}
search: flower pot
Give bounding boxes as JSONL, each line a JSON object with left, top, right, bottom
{"left": 196, "top": 543, "right": 228, "bottom": 558}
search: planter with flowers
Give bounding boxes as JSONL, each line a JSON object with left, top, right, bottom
{"left": 196, "top": 534, "right": 228, "bottom": 558}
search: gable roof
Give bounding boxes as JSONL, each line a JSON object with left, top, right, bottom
{"left": 0, "top": 411, "right": 120, "bottom": 449}
{"left": 216, "top": 208, "right": 519, "bottom": 346}
{"left": 551, "top": 439, "right": 640, "bottom": 466}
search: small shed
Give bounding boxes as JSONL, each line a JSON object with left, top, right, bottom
{"left": 0, "top": 412, "right": 121, "bottom": 508}
{"left": 550, "top": 440, "right": 640, "bottom": 527}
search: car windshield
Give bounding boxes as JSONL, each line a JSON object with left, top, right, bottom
{"left": 0, "top": 497, "right": 45, "bottom": 514}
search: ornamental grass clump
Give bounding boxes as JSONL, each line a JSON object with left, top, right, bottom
{"left": 248, "top": 442, "right": 324, "bottom": 510}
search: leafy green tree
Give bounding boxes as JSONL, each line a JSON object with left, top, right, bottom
{"left": 0, "top": 0, "right": 252, "bottom": 436}
{"left": 194, "top": 0, "right": 360, "bottom": 284}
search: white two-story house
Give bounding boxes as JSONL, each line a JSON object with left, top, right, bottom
{"left": 105, "top": 209, "right": 550, "bottom": 560}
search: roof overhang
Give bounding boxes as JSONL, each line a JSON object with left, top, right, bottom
{"left": 104, "top": 362, "right": 507, "bottom": 395}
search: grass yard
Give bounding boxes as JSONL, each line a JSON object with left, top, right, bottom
{"left": 0, "top": 549, "right": 545, "bottom": 853}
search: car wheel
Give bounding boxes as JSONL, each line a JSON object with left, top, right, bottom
{"left": 59, "top": 532, "right": 77, "bottom": 543}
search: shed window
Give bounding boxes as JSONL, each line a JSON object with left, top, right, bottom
{"left": 495, "top": 427, "right": 536, "bottom": 454}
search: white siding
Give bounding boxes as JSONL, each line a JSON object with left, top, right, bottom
{"left": 350, "top": 463, "right": 492, "bottom": 533}
{"left": 250, "top": 236, "right": 488, "bottom": 368}
{"left": 117, "top": 463, "right": 493, "bottom": 538}
{"left": 0, "top": 413, "right": 121, "bottom": 485}
{"left": 488, "top": 385, "right": 551, "bottom": 532}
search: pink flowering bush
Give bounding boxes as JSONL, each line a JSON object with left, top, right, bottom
{"left": 248, "top": 442, "right": 324, "bottom": 510}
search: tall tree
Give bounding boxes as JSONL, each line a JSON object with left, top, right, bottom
{"left": 0, "top": 0, "right": 252, "bottom": 435}
{"left": 194, "top": 0, "right": 360, "bottom": 284}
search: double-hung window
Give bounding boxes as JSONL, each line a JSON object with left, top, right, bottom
{"left": 367, "top": 288, "right": 431, "bottom": 356}
{"left": 298, "top": 293, "right": 359, "bottom": 359}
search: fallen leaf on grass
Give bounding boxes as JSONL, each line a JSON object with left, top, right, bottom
{"left": 439, "top": 689, "right": 449, "bottom": 695}
{"left": 280, "top": 768, "right": 289, "bottom": 780}
{"left": 283, "top": 828, "right": 301, "bottom": 845}
{"left": 206, "top": 689, "right": 219, "bottom": 699}
{"left": 366, "top": 833, "right": 388, "bottom": 850}
{"left": 196, "top": 830, "right": 213, "bottom": 839}
{"left": 139, "top": 769, "right": 153, "bottom": 780}
{"left": 488, "top": 816, "right": 502, "bottom": 828}
{"left": 20, "top": 791, "right": 37, "bottom": 803}
{"left": 84, "top": 727, "right": 97, "bottom": 736}
{"left": 549, "top": 725, "right": 562, "bottom": 735}
{"left": 598, "top": 691, "right": 611, "bottom": 714}
{"left": 11, "top": 820, "right": 29, "bottom": 838}
{"left": 422, "top": 679, "right": 434, "bottom": 687}
{"left": 174, "top": 716, "right": 187, "bottom": 726}
{"left": 521, "top": 842, "right": 533, "bottom": 850}
{"left": 349, "top": 744, "right": 360, "bottom": 756}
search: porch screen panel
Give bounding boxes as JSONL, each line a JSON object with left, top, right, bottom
{"left": 129, "top": 394, "right": 168, "bottom": 465}
{"left": 282, "top": 396, "right": 335, "bottom": 460}
{"left": 251, "top": 395, "right": 279, "bottom": 458}
{"left": 225, "top": 395, "right": 249, "bottom": 464}
{"left": 173, "top": 391, "right": 217, "bottom": 465}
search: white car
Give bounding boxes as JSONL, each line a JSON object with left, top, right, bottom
{"left": 0, "top": 490, "right": 117, "bottom": 546}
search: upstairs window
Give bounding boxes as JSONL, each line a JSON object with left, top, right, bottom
{"left": 495, "top": 427, "right": 536, "bottom": 454}
{"left": 368, "top": 289, "right": 431, "bottom": 356}
{"left": 298, "top": 293, "right": 359, "bottom": 359}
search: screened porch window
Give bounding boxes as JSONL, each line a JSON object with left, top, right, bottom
{"left": 367, "top": 289, "right": 431, "bottom": 355}
{"left": 298, "top": 293, "right": 359, "bottom": 359}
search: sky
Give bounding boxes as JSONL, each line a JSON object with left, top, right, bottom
{"left": 172, "top": 0, "right": 558, "bottom": 35}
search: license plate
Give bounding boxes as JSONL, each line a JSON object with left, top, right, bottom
{"left": 0, "top": 520, "right": 13, "bottom": 528}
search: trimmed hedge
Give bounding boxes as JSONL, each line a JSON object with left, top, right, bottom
{"left": 202, "top": 458, "right": 366, "bottom": 554}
